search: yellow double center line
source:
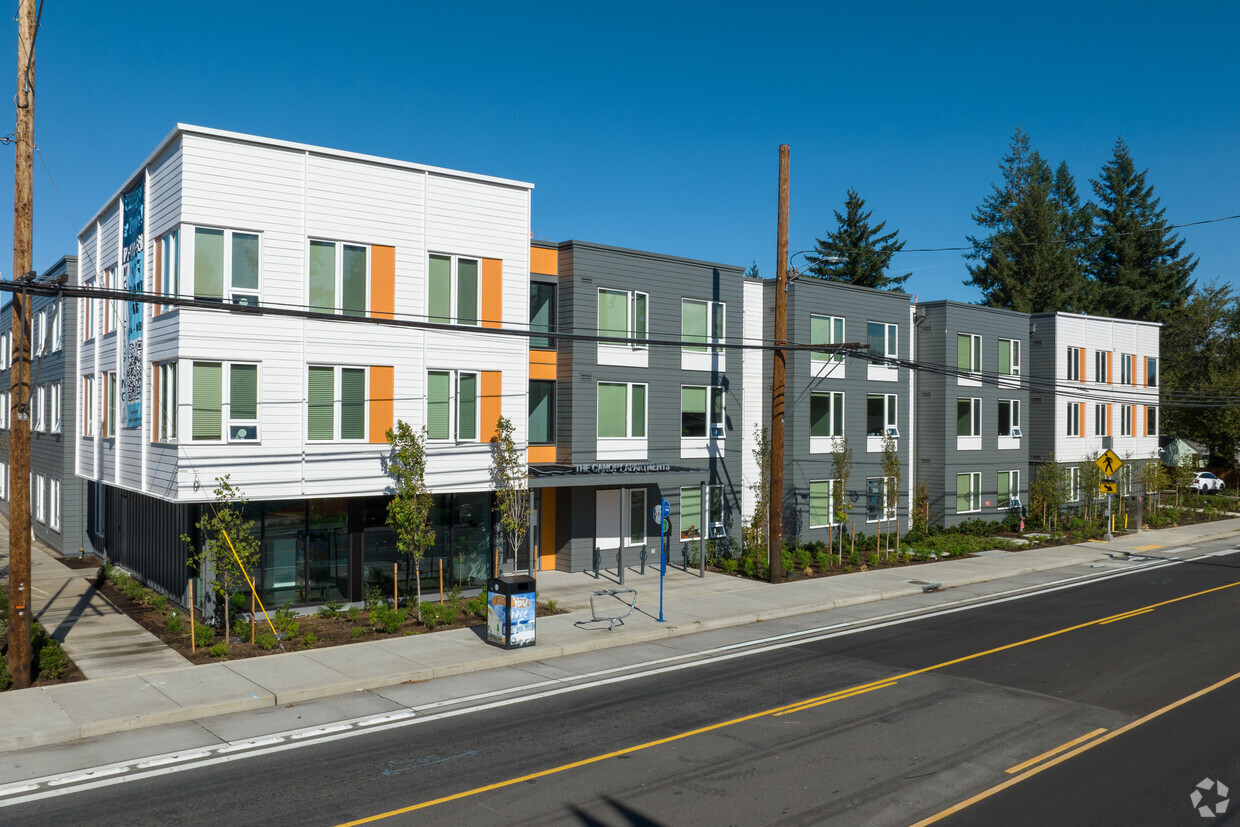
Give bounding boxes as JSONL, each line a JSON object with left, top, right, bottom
{"left": 338, "top": 577, "right": 1240, "bottom": 826}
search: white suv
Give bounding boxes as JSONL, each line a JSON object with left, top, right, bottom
{"left": 1191, "top": 472, "right": 1225, "bottom": 493}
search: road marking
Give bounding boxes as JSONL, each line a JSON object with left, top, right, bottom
{"left": 1004, "top": 728, "right": 1107, "bottom": 773}
{"left": 1132, "top": 544, "right": 1165, "bottom": 551}
{"left": 773, "top": 680, "right": 898, "bottom": 716}
{"left": 1098, "top": 607, "right": 1155, "bottom": 625}
{"left": 912, "top": 669, "right": 1240, "bottom": 825}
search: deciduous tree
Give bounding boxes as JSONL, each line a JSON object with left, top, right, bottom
{"left": 183, "top": 475, "right": 261, "bottom": 639}
{"left": 385, "top": 420, "right": 435, "bottom": 612}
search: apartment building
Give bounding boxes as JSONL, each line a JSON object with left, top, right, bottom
{"left": 0, "top": 256, "right": 86, "bottom": 555}
{"left": 912, "top": 301, "right": 1030, "bottom": 527}
{"left": 1026, "top": 312, "right": 1161, "bottom": 501}
{"left": 526, "top": 240, "right": 745, "bottom": 572}
{"left": 742, "top": 276, "right": 913, "bottom": 543}
{"left": 76, "top": 125, "right": 533, "bottom": 616}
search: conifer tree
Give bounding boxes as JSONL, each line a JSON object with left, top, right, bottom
{"left": 807, "top": 188, "right": 910, "bottom": 291}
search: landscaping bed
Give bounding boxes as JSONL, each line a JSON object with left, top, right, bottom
{"left": 0, "top": 583, "right": 86, "bottom": 691}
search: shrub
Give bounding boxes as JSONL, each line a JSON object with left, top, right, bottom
{"left": 193, "top": 625, "right": 216, "bottom": 647}
{"left": 848, "top": 548, "right": 862, "bottom": 567}
{"left": 36, "top": 638, "right": 70, "bottom": 680}
{"left": 274, "top": 602, "right": 300, "bottom": 638}
{"left": 208, "top": 642, "right": 228, "bottom": 658}
{"left": 166, "top": 613, "right": 184, "bottom": 634}
{"left": 545, "top": 599, "right": 559, "bottom": 613}
{"left": 255, "top": 632, "right": 279, "bottom": 651}
{"left": 350, "top": 625, "right": 365, "bottom": 639}
{"left": 867, "top": 552, "right": 881, "bottom": 567}
{"left": 719, "top": 557, "right": 739, "bottom": 574}
{"left": 464, "top": 594, "right": 487, "bottom": 620}
{"left": 303, "top": 631, "right": 317, "bottom": 648}
{"left": 150, "top": 593, "right": 168, "bottom": 614}
{"left": 370, "top": 603, "right": 407, "bottom": 634}
{"left": 794, "top": 546, "right": 812, "bottom": 571}
{"left": 741, "top": 555, "right": 756, "bottom": 578}
{"left": 815, "top": 551, "right": 832, "bottom": 572}
{"left": 347, "top": 606, "right": 361, "bottom": 622}
{"left": 781, "top": 548, "right": 795, "bottom": 573}
{"left": 318, "top": 600, "right": 345, "bottom": 619}
{"left": 419, "top": 601, "right": 456, "bottom": 631}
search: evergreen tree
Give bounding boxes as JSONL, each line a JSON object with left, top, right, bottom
{"left": 1087, "top": 138, "right": 1196, "bottom": 323}
{"left": 807, "top": 188, "right": 910, "bottom": 291}
{"left": 965, "top": 128, "right": 1090, "bottom": 312}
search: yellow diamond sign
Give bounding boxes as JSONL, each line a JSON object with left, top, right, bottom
{"left": 1100, "top": 480, "right": 1118, "bottom": 495}
{"left": 1095, "top": 449, "right": 1123, "bottom": 478}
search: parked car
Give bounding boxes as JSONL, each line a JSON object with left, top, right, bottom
{"left": 1190, "top": 472, "right": 1226, "bottom": 493}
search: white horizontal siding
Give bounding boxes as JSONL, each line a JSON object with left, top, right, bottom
{"left": 147, "top": 141, "right": 183, "bottom": 239}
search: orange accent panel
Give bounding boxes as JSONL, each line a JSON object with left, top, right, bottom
{"left": 482, "top": 258, "right": 503, "bottom": 329}
{"left": 371, "top": 245, "right": 395, "bottom": 320}
{"left": 530, "top": 246, "right": 558, "bottom": 276}
{"left": 481, "top": 370, "right": 502, "bottom": 441}
{"left": 529, "top": 349, "right": 556, "bottom": 367}
{"left": 528, "top": 445, "right": 556, "bottom": 463}
{"left": 1080, "top": 349, "right": 1086, "bottom": 383}
{"left": 530, "top": 359, "right": 557, "bottom": 381}
{"left": 369, "top": 366, "right": 394, "bottom": 443}
{"left": 1143, "top": 356, "right": 1149, "bottom": 387}
{"left": 1106, "top": 403, "right": 1113, "bottom": 436}
{"left": 1107, "top": 352, "right": 1113, "bottom": 384}
{"left": 540, "top": 488, "right": 558, "bottom": 571}
{"left": 1079, "top": 403, "right": 1085, "bottom": 437}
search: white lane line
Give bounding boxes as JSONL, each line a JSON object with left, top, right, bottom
{"left": 215, "top": 736, "right": 285, "bottom": 754}
{"left": 289, "top": 724, "right": 352, "bottom": 740}
{"left": 46, "top": 767, "right": 130, "bottom": 786}
{"left": 357, "top": 711, "right": 416, "bottom": 727}
{"left": 136, "top": 751, "right": 213, "bottom": 769}
{"left": 0, "top": 784, "right": 40, "bottom": 798}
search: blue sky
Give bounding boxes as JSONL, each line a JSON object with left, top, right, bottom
{"left": 4, "top": 1, "right": 1237, "bottom": 302}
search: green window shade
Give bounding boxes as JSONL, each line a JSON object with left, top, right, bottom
{"left": 811, "top": 316, "right": 830, "bottom": 361}
{"left": 529, "top": 380, "right": 554, "bottom": 444}
{"left": 229, "top": 364, "right": 257, "bottom": 420}
{"left": 456, "top": 373, "right": 477, "bottom": 440}
{"left": 307, "top": 366, "right": 335, "bottom": 440}
{"left": 833, "top": 392, "right": 844, "bottom": 434}
{"left": 427, "top": 371, "right": 451, "bottom": 439}
{"left": 711, "top": 387, "right": 724, "bottom": 427}
{"left": 309, "top": 241, "right": 336, "bottom": 313}
{"left": 340, "top": 368, "right": 365, "bottom": 439}
{"left": 194, "top": 229, "right": 224, "bottom": 299}
{"left": 341, "top": 245, "right": 367, "bottom": 318}
{"left": 867, "top": 395, "right": 885, "bottom": 436}
{"left": 809, "top": 481, "right": 829, "bottom": 527}
{"left": 997, "top": 473, "right": 1010, "bottom": 502}
{"left": 998, "top": 339, "right": 1011, "bottom": 375}
{"left": 680, "top": 487, "right": 701, "bottom": 539}
{"left": 597, "top": 383, "right": 627, "bottom": 437}
{"left": 833, "top": 318, "right": 844, "bottom": 360}
{"left": 682, "top": 386, "right": 707, "bottom": 437}
{"left": 634, "top": 293, "right": 647, "bottom": 340}
{"left": 428, "top": 255, "right": 451, "bottom": 323}
{"left": 530, "top": 283, "right": 555, "bottom": 348}
{"left": 957, "top": 399, "right": 971, "bottom": 436}
{"left": 630, "top": 384, "right": 646, "bottom": 437}
{"left": 682, "top": 300, "right": 707, "bottom": 352}
{"left": 711, "top": 302, "right": 725, "bottom": 350}
{"left": 232, "top": 233, "right": 259, "bottom": 291}
{"left": 598, "top": 290, "right": 628, "bottom": 337}
{"left": 957, "top": 334, "right": 971, "bottom": 370}
{"left": 457, "top": 258, "right": 478, "bottom": 325}
{"left": 192, "top": 362, "right": 222, "bottom": 440}
{"left": 868, "top": 322, "right": 885, "bottom": 358}
{"left": 956, "top": 474, "right": 972, "bottom": 513}
{"left": 629, "top": 490, "right": 646, "bottom": 544}
{"left": 810, "top": 393, "right": 830, "bottom": 437}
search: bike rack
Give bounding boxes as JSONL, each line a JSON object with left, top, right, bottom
{"left": 576, "top": 588, "right": 638, "bottom": 632}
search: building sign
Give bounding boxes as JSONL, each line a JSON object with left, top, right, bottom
{"left": 121, "top": 181, "right": 144, "bottom": 429}
{"left": 572, "top": 462, "right": 672, "bottom": 474}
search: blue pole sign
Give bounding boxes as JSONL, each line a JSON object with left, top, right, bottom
{"left": 658, "top": 498, "right": 670, "bottom": 622}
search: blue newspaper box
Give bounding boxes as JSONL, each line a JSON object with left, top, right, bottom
{"left": 486, "top": 575, "right": 536, "bottom": 649}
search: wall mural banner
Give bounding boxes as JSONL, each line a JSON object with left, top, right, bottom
{"left": 121, "top": 181, "right": 144, "bottom": 428}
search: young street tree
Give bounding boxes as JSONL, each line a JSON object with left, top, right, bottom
{"left": 1087, "top": 138, "right": 1197, "bottom": 324}
{"left": 807, "top": 188, "right": 911, "bottom": 291}
{"left": 965, "top": 128, "right": 1091, "bottom": 313}
{"left": 183, "top": 475, "right": 261, "bottom": 640}
{"left": 385, "top": 420, "right": 435, "bottom": 612}
{"left": 830, "top": 437, "right": 853, "bottom": 563}
{"left": 745, "top": 426, "right": 770, "bottom": 561}
{"left": 491, "top": 416, "right": 530, "bottom": 573}
{"left": 881, "top": 433, "right": 902, "bottom": 555}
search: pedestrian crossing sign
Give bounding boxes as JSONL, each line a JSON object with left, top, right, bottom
{"left": 1095, "top": 449, "right": 1123, "bottom": 478}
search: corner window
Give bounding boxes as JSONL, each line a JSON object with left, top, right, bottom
{"left": 194, "top": 361, "right": 263, "bottom": 442}
{"left": 310, "top": 240, "right": 369, "bottom": 316}
{"left": 811, "top": 315, "right": 845, "bottom": 363}
{"left": 530, "top": 282, "right": 556, "bottom": 348}
{"left": 810, "top": 391, "right": 844, "bottom": 438}
{"left": 1146, "top": 405, "right": 1158, "bottom": 436}
{"left": 957, "top": 333, "right": 981, "bottom": 372}
{"left": 956, "top": 472, "right": 981, "bottom": 514}
{"left": 998, "top": 338, "right": 1020, "bottom": 376}
{"left": 156, "top": 229, "right": 180, "bottom": 314}
{"left": 1067, "top": 347, "right": 1082, "bottom": 381}
{"left": 529, "top": 380, "right": 555, "bottom": 444}
{"left": 681, "top": 386, "right": 724, "bottom": 438}
{"left": 868, "top": 321, "right": 897, "bottom": 362}
{"left": 426, "top": 369, "right": 478, "bottom": 442}
{"left": 154, "top": 361, "right": 178, "bottom": 442}
{"left": 192, "top": 227, "right": 260, "bottom": 305}
{"left": 682, "top": 299, "right": 724, "bottom": 354}
{"left": 597, "top": 382, "right": 647, "bottom": 439}
{"left": 598, "top": 288, "right": 648, "bottom": 345}
{"left": 1145, "top": 356, "right": 1158, "bottom": 387}
{"left": 428, "top": 254, "right": 480, "bottom": 326}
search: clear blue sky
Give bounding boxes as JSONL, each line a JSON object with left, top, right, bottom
{"left": 4, "top": 1, "right": 1237, "bottom": 303}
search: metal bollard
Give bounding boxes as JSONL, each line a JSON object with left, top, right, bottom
{"left": 682, "top": 543, "right": 690, "bottom": 571}
{"left": 593, "top": 546, "right": 601, "bottom": 579}
{"left": 639, "top": 544, "right": 648, "bottom": 575}
{"left": 617, "top": 547, "right": 625, "bottom": 585}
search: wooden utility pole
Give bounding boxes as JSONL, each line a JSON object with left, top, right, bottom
{"left": 768, "top": 145, "right": 789, "bottom": 584}
{"left": 7, "top": 0, "right": 36, "bottom": 688}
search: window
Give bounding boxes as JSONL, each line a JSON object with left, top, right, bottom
{"left": 0, "top": 390, "right": 8, "bottom": 429}
{"left": 957, "top": 397, "right": 982, "bottom": 437}
{"left": 103, "top": 267, "right": 116, "bottom": 334}
{"left": 681, "top": 386, "right": 724, "bottom": 438}
{"left": 867, "top": 477, "right": 896, "bottom": 521}
{"left": 597, "top": 288, "right": 648, "bottom": 345}
{"left": 998, "top": 399, "right": 1021, "bottom": 437}
{"left": 1068, "top": 467, "right": 1081, "bottom": 501}
{"left": 1146, "top": 406, "right": 1158, "bottom": 436}
{"left": 810, "top": 391, "right": 845, "bottom": 438}
{"left": 307, "top": 365, "right": 367, "bottom": 441}
{"left": 35, "top": 473, "right": 45, "bottom": 524}
{"left": 809, "top": 479, "right": 836, "bottom": 528}
{"left": 33, "top": 309, "right": 45, "bottom": 355}
{"left": 309, "top": 239, "right": 368, "bottom": 316}
{"left": 83, "top": 277, "right": 96, "bottom": 340}
{"left": 34, "top": 385, "right": 45, "bottom": 432}
{"left": 868, "top": 321, "right": 897, "bottom": 362}
{"left": 82, "top": 375, "right": 95, "bottom": 436}
{"left": 530, "top": 282, "right": 556, "bottom": 348}
{"left": 956, "top": 472, "right": 981, "bottom": 514}
{"left": 957, "top": 333, "right": 981, "bottom": 372}
{"left": 682, "top": 299, "right": 725, "bottom": 353}
{"left": 50, "top": 381, "right": 61, "bottom": 433}
{"left": 999, "top": 338, "right": 1020, "bottom": 376}
{"left": 811, "top": 315, "right": 845, "bottom": 363}
{"left": 680, "top": 485, "right": 723, "bottom": 541}
{"left": 104, "top": 372, "right": 118, "bottom": 437}
{"left": 0, "top": 331, "right": 8, "bottom": 369}
{"left": 155, "top": 361, "right": 178, "bottom": 442}
{"left": 1094, "top": 403, "right": 1109, "bottom": 436}
{"left": 997, "top": 470, "right": 1020, "bottom": 508}
{"left": 50, "top": 478, "right": 61, "bottom": 531}
{"left": 426, "top": 369, "right": 477, "bottom": 442}
{"left": 428, "top": 253, "right": 480, "bottom": 325}
{"left": 628, "top": 489, "right": 646, "bottom": 545}
{"left": 529, "top": 380, "right": 555, "bottom": 444}
{"left": 193, "top": 361, "right": 264, "bottom": 442}
{"left": 1120, "top": 354, "right": 1134, "bottom": 385}
{"left": 157, "top": 228, "right": 180, "bottom": 313}
{"left": 193, "top": 227, "right": 260, "bottom": 305}
{"left": 0, "top": 460, "right": 6, "bottom": 500}
{"left": 1067, "top": 402, "right": 1081, "bottom": 436}
{"left": 1121, "top": 404, "right": 1133, "bottom": 437}
{"left": 1095, "top": 350, "right": 1110, "bottom": 383}
{"left": 597, "top": 382, "right": 647, "bottom": 439}
{"left": 867, "top": 394, "right": 898, "bottom": 437}
{"left": 51, "top": 301, "right": 62, "bottom": 352}
{"left": 1146, "top": 356, "right": 1158, "bottom": 387}
{"left": 1067, "top": 347, "right": 1082, "bottom": 381}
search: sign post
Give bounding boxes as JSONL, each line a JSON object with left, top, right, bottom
{"left": 656, "top": 499, "right": 670, "bottom": 622}
{"left": 1095, "top": 451, "right": 1124, "bottom": 542}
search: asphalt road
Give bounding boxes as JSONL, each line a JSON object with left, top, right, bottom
{"left": 9, "top": 545, "right": 1240, "bottom": 826}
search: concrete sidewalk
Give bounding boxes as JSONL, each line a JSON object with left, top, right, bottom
{"left": 3, "top": 518, "right": 1238, "bottom": 753}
